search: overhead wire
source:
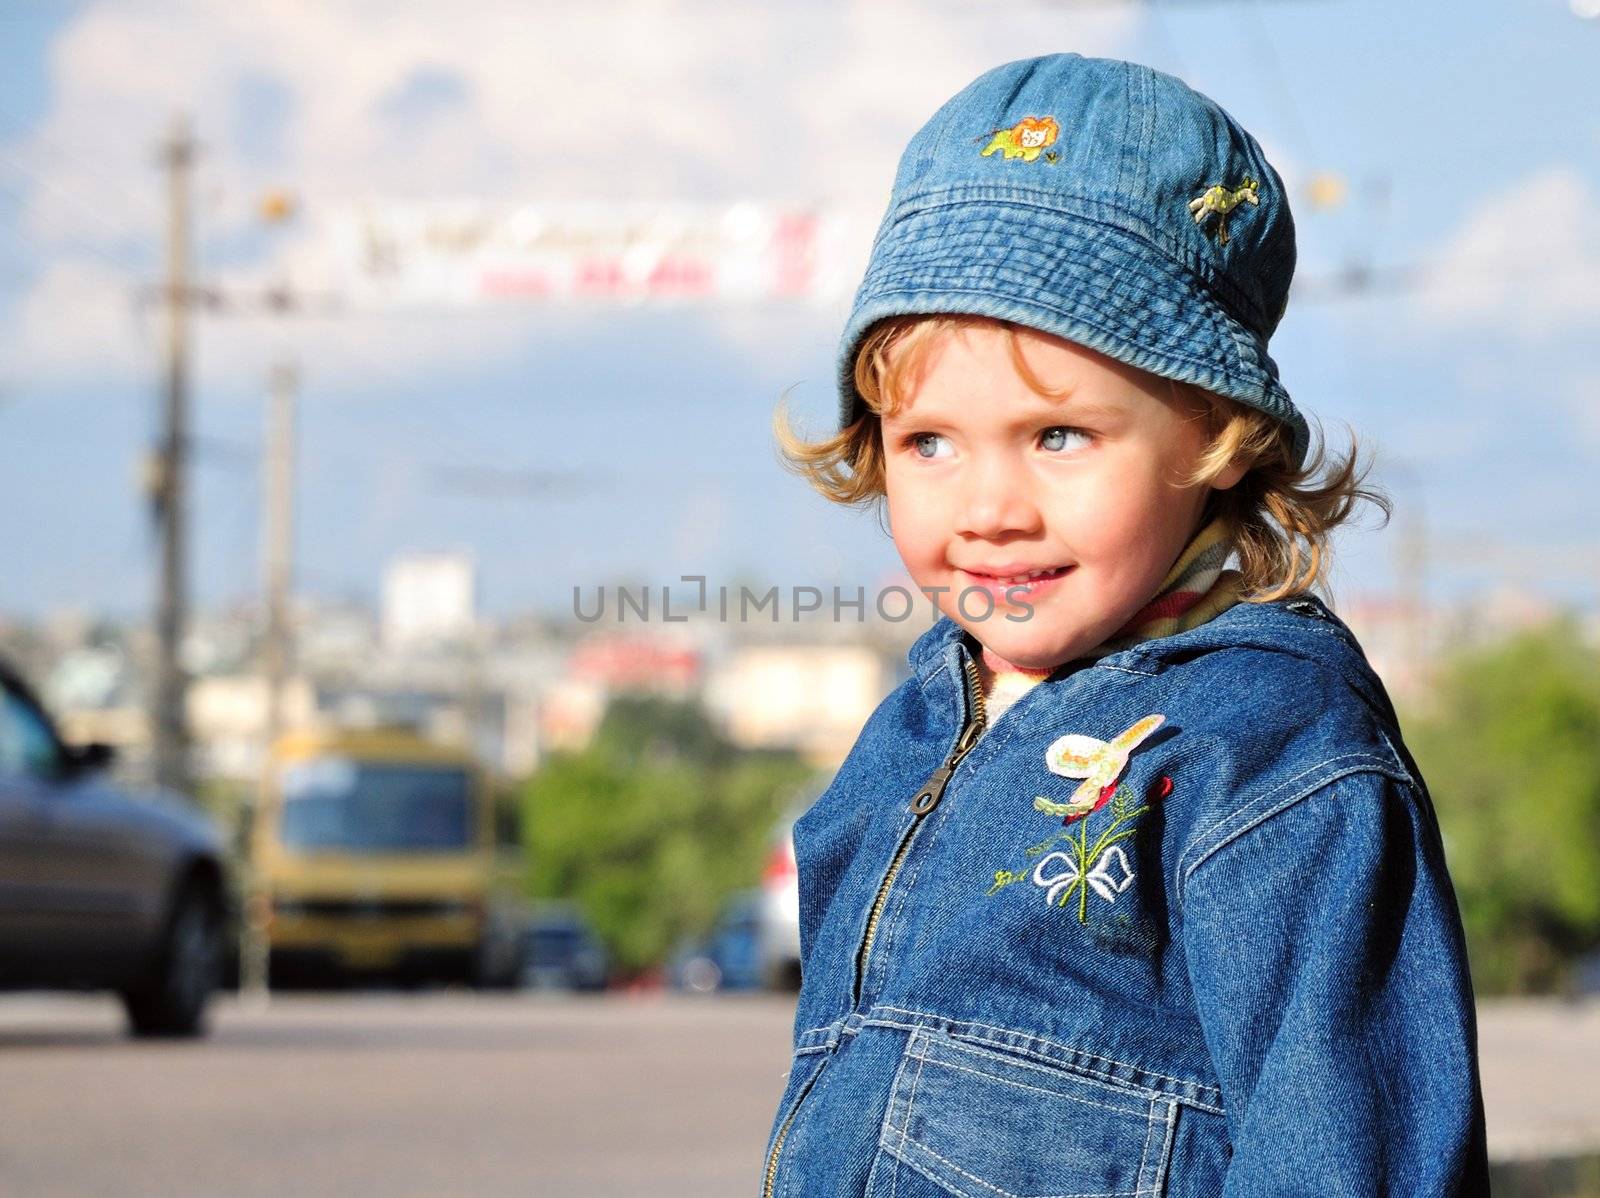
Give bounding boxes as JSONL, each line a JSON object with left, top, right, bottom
{"left": 1141, "top": 1, "right": 1195, "bottom": 80}
{"left": 0, "top": 110, "right": 165, "bottom": 223}
{"left": 0, "top": 143, "right": 156, "bottom": 268}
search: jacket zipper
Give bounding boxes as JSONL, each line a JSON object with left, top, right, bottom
{"left": 763, "top": 647, "right": 986, "bottom": 1198}
{"left": 851, "top": 648, "right": 987, "bottom": 1007}
{"left": 762, "top": 1094, "right": 800, "bottom": 1198}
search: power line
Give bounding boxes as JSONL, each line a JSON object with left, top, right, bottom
{"left": 1143, "top": 1, "right": 1195, "bottom": 80}
{"left": 0, "top": 100, "right": 166, "bottom": 227}
{"left": 0, "top": 142, "right": 157, "bottom": 261}
{"left": 0, "top": 171, "right": 150, "bottom": 280}
{"left": 1291, "top": 254, "right": 1600, "bottom": 302}
{"left": 1241, "top": 0, "right": 1318, "bottom": 164}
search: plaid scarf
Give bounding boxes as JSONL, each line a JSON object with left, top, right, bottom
{"left": 1083, "top": 514, "right": 1243, "bottom": 660}
{"left": 974, "top": 516, "right": 1243, "bottom": 723}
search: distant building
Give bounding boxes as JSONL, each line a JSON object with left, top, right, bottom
{"left": 704, "top": 642, "right": 889, "bottom": 766}
{"left": 537, "top": 632, "right": 702, "bottom": 752}
{"left": 187, "top": 674, "right": 318, "bottom": 779}
{"left": 1342, "top": 584, "right": 1584, "bottom": 714}
{"left": 382, "top": 553, "right": 477, "bottom": 649}
{"left": 566, "top": 633, "right": 700, "bottom": 694}
{"left": 296, "top": 597, "right": 379, "bottom": 674}
{"left": 538, "top": 677, "right": 610, "bottom": 754}
{"left": 1341, "top": 595, "right": 1439, "bottom": 710}
{"left": 1457, "top": 584, "right": 1563, "bottom": 643}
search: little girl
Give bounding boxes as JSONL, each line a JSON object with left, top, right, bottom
{"left": 764, "top": 54, "right": 1488, "bottom": 1196}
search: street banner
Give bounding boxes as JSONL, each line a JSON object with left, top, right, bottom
{"left": 331, "top": 202, "right": 872, "bottom": 307}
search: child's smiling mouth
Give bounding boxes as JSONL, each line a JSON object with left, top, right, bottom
{"left": 957, "top": 563, "right": 1074, "bottom": 601}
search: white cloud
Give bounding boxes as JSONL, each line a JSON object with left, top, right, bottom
{"left": 7, "top": 257, "right": 155, "bottom": 383}
{"left": 1417, "top": 167, "right": 1600, "bottom": 339}
{"left": 1, "top": 0, "right": 1137, "bottom": 389}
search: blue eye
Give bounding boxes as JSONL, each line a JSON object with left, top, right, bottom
{"left": 1040, "top": 427, "right": 1092, "bottom": 452}
{"left": 909, "top": 433, "right": 953, "bottom": 459}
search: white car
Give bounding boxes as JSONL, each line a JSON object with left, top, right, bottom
{"left": 757, "top": 809, "right": 804, "bottom": 991}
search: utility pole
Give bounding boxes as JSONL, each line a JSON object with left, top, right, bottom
{"left": 261, "top": 360, "right": 297, "bottom": 751}
{"left": 242, "top": 360, "right": 297, "bottom": 1003}
{"left": 151, "top": 116, "right": 195, "bottom": 794}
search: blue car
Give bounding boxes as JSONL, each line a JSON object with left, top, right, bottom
{"left": 669, "top": 890, "right": 766, "bottom": 993}
{"left": 520, "top": 905, "right": 608, "bottom": 991}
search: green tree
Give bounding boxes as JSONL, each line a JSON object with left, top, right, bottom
{"left": 521, "top": 695, "right": 814, "bottom": 977}
{"left": 1405, "top": 621, "right": 1600, "bottom": 994}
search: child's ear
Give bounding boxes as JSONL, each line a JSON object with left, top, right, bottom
{"left": 1212, "top": 457, "right": 1248, "bottom": 491}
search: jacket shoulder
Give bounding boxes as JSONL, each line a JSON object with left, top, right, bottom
{"left": 1130, "top": 603, "right": 1424, "bottom": 898}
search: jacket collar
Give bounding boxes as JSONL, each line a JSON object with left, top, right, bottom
{"left": 907, "top": 614, "right": 972, "bottom": 682}
{"left": 907, "top": 594, "right": 1391, "bottom": 724}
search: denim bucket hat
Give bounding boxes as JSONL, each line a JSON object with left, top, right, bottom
{"left": 838, "top": 53, "right": 1310, "bottom": 467}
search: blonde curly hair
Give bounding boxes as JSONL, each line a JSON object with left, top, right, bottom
{"left": 772, "top": 315, "right": 1389, "bottom": 603}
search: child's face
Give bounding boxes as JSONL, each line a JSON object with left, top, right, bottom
{"left": 880, "top": 321, "right": 1242, "bottom": 671}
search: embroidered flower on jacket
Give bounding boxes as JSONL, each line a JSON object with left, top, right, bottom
{"left": 984, "top": 716, "right": 1170, "bottom": 925}
{"left": 1035, "top": 713, "right": 1164, "bottom": 823}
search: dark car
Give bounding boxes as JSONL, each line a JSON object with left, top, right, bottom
{"left": 520, "top": 905, "right": 608, "bottom": 992}
{"left": 0, "top": 659, "right": 232, "bottom": 1036}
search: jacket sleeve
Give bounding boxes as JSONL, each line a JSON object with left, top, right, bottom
{"left": 1179, "top": 766, "right": 1490, "bottom": 1196}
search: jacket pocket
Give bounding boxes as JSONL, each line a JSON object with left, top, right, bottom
{"left": 866, "top": 1028, "right": 1176, "bottom": 1198}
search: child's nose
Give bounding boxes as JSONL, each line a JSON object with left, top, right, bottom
{"left": 955, "top": 455, "right": 1043, "bottom": 539}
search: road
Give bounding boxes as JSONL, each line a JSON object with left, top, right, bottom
{"left": 0, "top": 991, "right": 793, "bottom": 1198}
{"left": 1, "top": 992, "right": 1598, "bottom": 1197}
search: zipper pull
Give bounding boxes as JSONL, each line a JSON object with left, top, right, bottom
{"left": 909, "top": 764, "right": 954, "bottom": 815}
{"left": 908, "top": 718, "right": 984, "bottom": 815}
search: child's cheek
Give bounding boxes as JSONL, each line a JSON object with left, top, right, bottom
{"left": 885, "top": 478, "right": 953, "bottom": 589}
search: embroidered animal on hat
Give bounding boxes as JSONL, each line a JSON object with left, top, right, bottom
{"left": 1188, "top": 178, "right": 1260, "bottom": 246}
{"left": 978, "top": 115, "right": 1061, "bottom": 162}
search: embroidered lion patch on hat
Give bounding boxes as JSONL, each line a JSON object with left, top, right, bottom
{"left": 978, "top": 116, "right": 1061, "bottom": 163}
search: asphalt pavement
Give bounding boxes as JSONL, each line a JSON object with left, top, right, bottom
{"left": 0, "top": 992, "right": 1596, "bottom": 1197}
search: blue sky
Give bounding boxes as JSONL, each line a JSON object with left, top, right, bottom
{"left": 2, "top": 0, "right": 1597, "bottom": 622}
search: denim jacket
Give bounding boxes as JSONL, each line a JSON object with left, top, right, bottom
{"left": 762, "top": 594, "right": 1489, "bottom": 1197}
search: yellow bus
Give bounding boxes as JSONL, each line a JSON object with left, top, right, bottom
{"left": 254, "top": 728, "right": 525, "bottom": 987}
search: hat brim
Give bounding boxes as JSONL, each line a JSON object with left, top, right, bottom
{"left": 836, "top": 193, "right": 1308, "bottom": 467}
